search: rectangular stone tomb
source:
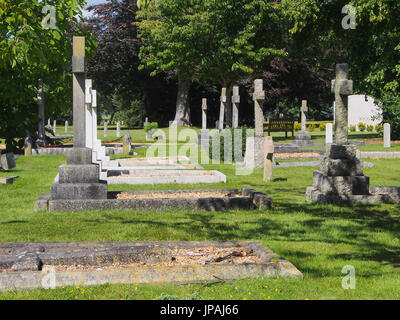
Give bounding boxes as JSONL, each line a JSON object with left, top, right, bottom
{"left": 102, "top": 156, "right": 192, "bottom": 169}
{"left": 102, "top": 170, "right": 226, "bottom": 185}
{"left": 36, "top": 188, "right": 272, "bottom": 212}
{"left": 0, "top": 241, "right": 302, "bottom": 291}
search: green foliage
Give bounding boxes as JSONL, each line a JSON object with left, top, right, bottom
{"left": 294, "top": 122, "right": 301, "bottom": 131}
{"left": 349, "top": 125, "right": 356, "bottom": 132}
{"left": 367, "top": 125, "right": 374, "bottom": 132}
{"left": 144, "top": 122, "right": 158, "bottom": 133}
{"left": 319, "top": 123, "right": 326, "bottom": 131}
{"left": 375, "top": 124, "right": 384, "bottom": 134}
{"left": 136, "top": 0, "right": 286, "bottom": 85}
{"left": 307, "top": 124, "right": 316, "bottom": 132}
{"left": 358, "top": 122, "right": 366, "bottom": 132}
{"left": 378, "top": 94, "right": 400, "bottom": 140}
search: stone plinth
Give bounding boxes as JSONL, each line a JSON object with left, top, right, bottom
{"left": 244, "top": 136, "right": 265, "bottom": 169}
{"left": 293, "top": 130, "right": 312, "bottom": 146}
{"left": 307, "top": 144, "right": 370, "bottom": 202}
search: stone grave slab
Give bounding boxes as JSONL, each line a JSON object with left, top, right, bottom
{"left": 0, "top": 241, "right": 301, "bottom": 291}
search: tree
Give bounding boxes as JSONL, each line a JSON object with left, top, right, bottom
{"left": 0, "top": 0, "right": 94, "bottom": 151}
{"left": 136, "top": 0, "right": 287, "bottom": 127}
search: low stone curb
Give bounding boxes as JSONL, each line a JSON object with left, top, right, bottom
{"left": 361, "top": 152, "right": 400, "bottom": 159}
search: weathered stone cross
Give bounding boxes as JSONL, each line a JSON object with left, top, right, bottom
{"left": 202, "top": 98, "right": 207, "bottom": 130}
{"left": 253, "top": 79, "right": 265, "bottom": 137}
{"left": 300, "top": 100, "right": 308, "bottom": 131}
{"left": 331, "top": 63, "right": 353, "bottom": 145}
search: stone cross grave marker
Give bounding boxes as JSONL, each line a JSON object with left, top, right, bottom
{"left": 198, "top": 98, "right": 210, "bottom": 150}
{"left": 326, "top": 123, "right": 333, "bottom": 144}
{"left": 104, "top": 121, "right": 108, "bottom": 137}
{"left": 331, "top": 63, "right": 353, "bottom": 145}
{"left": 301, "top": 100, "right": 308, "bottom": 131}
{"left": 116, "top": 122, "right": 121, "bottom": 138}
{"left": 144, "top": 117, "right": 149, "bottom": 128}
{"left": 263, "top": 136, "right": 274, "bottom": 182}
{"left": 219, "top": 88, "right": 227, "bottom": 130}
{"left": 253, "top": 79, "right": 265, "bottom": 137}
{"left": 50, "top": 36, "right": 107, "bottom": 203}
{"left": 232, "top": 86, "right": 240, "bottom": 129}
{"left": 384, "top": 123, "right": 391, "bottom": 148}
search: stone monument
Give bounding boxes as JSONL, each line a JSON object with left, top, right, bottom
{"left": 65, "top": 121, "right": 68, "bottom": 133}
{"left": 53, "top": 120, "right": 57, "bottom": 135}
{"left": 24, "top": 133, "right": 32, "bottom": 156}
{"left": 326, "top": 123, "right": 333, "bottom": 144}
{"left": 116, "top": 122, "right": 121, "bottom": 138}
{"left": 91, "top": 89, "right": 109, "bottom": 164}
{"left": 244, "top": 79, "right": 265, "bottom": 169}
{"left": 263, "top": 136, "right": 274, "bottom": 182}
{"left": 104, "top": 121, "right": 108, "bottom": 137}
{"left": 293, "top": 100, "right": 312, "bottom": 146}
{"left": 144, "top": 117, "right": 149, "bottom": 128}
{"left": 50, "top": 36, "right": 107, "bottom": 202}
{"left": 123, "top": 132, "right": 132, "bottom": 155}
{"left": 307, "top": 63, "right": 370, "bottom": 203}
{"left": 197, "top": 98, "right": 210, "bottom": 150}
{"left": 0, "top": 153, "right": 15, "bottom": 171}
{"left": 219, "top": 88, "right": 227, "bottom": 130}
{"left": 384, "top": 123, "right": 391, "bottom": 148}
{"left": 232, "top": 86, "right": 240, "bottom": 129}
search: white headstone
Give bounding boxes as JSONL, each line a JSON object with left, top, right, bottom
{"left": 65, "top": 121, "right": 68, "bottom": 133}
{"left": 85, "top": 79, "right": 93, "bottom": 148}
{"left": 104, "top": 121, "right": 108, "bottom": 137}
{"left": 348, "top": 95, "right": 382, "bottom": 131}
{"left": 116, "top": 122, "right": 121, "bottom": 138}
{"left": 384, "top": 123, "right": 391, "bottom": 148}
{"left": 326, "top": 123, "right": 333, "bottom": 144}
{"left": 53, "top": 120, "right": 57, "bottom": 135}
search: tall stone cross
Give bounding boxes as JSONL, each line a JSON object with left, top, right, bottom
{"left": 300, "top": 100, "right": 308, "bottom": 131}
{"left": 72, "top": 36, "right": 86, "bottom": 148}
{"left": 85, "top": 79, "right": 93, "bottom": 149}
{"left": 219, "top": 88, "right": 227, "bottom": 130}
{"left": 232, "top": 86, "right": 240, "bottom": 129}
{"left": 331, "top": 63, "right": 353, "bottom": 145}
{"left": 253, "top": 79, "right": 265, "bottom": 137}
{"left": 201, "top": 98, "right": 207, "bottom": 130}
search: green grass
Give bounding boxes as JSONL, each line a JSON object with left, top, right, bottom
{"left": 0, "top": 151, "right": 400, "bottom": 300}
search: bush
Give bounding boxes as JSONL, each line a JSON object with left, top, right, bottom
{"left": 366, "top": 125, "right": 374, "bottom": 132}
{"left": 144, "top": 122, "right": 158, "bottom": 133}
{"left": 319, "top": 123, "right": 326, "bottom": 131}
{"left": 308, "top": 124, "right": 316, "bottom": 132}
{"left": 378, "top": 94, "right": 400, "bottom": 140}
{"left": 358, "top": 122, "right": 366, "bottom": 132}
{"left": 376, "top": 124, "right": 384, "bottom": 133}
{"left": 349, "top": 125, "right": 356, "bottom": 132}
{"left": 294, "top": 122, "right": 301, "bottom": 131}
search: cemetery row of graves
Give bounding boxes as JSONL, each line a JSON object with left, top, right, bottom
{"left": 0, "top": 36, "right": 399, "bottom": 299}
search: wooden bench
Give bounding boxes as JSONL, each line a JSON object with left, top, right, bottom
{"left": 264, "top": 119, "right": 295, "bottom": 139}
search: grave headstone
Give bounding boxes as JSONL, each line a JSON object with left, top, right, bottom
{"left": 293, "top": 100, "right": 312, "bottom": 146}
{"left": 326, "top": 123, "right": 333, "bottom": 144}
{"left": 244, "top": 79, "right": 265, "bottom": 168}
{"left": 384, "top": 123, "right": 391, "bottom": 148}
{"left": 144, "top": 117, "right": 149, "bottom": 128}
{"left": 219, "top": 88, "right": 227, "bottom": 130}
{"left": 0, "top": 153, "right": 16, "bottom": 171}
{"left": 24, "top": 133, "right": 32, "bottom": 156}
{"left": 53, "top": 120, "right": 57, "bottom": 135}
{"left": 198, "top": 98, "right": 210, "bottom": 150}
{"left": 91, "top": 89, "right": 109, "bottom": 164}
{"left": 116, "top": 122, "right": 121, "bottom": 138}
{"left": 65, "top": 121, "right": 68, "bottom": 133}
{"left": 123, "top": 132, "right": 132, "bottom": 155}
{"left": 232, "top": 86, "right": 240, "bottom": 129}
{"left": 48, "top": 119, "right": 51, "bottom": 127}
{"left": 306, "top": 63, "right": 370, "bottom": 202}
{"left": 263, "top": 136, "right": 274, "bottom": 182}
{"left": 50, "top": 36, "right": 107, "bottom": 202}
{"left": 104, "top": 121, "right": 108, "bottom": 137}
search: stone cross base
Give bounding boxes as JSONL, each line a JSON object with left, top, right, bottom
{"left": 306, "top": 144, "right": 370, "bottom": 203}
{"left": 198, "top": 130, "right": 210, "bottom": 151}
{"left": 244, "top": 136, "right": 265, "bottom": 169}
{"left": 50, "top": 148, "right": 108, "bottom": 201}
{"left": 293, "top": 130, "right": 312, "bottom": 146}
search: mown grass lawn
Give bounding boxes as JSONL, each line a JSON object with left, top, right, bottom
{"left": 0, "top": 152, "right": 399, "bottom": 300}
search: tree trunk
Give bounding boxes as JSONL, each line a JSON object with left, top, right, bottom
{"left": 171, "top": 79, "right": 191, "bottom": 127}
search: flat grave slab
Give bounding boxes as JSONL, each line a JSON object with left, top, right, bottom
{"left": 0, "top": 241, "right": 302, "bottom": 291}
{"left": 102, "top": 169, "right": 226, "bottom": 185}
{"left": 0, "top": 175, "right": 19, "bottom": 185}
{"left": 37, "top": 188, "right": 272, "bottom": 212}
{"left": 102, "top": 156, "right": 193, "bottom": 168}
